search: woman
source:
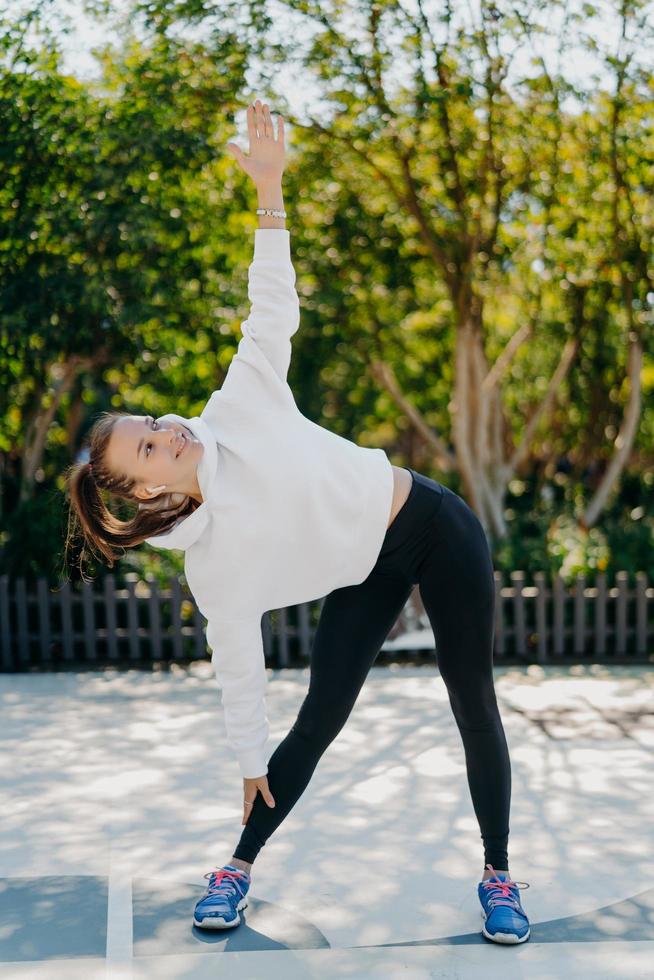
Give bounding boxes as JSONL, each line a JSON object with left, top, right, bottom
{"left": 66, "top": 99, "right": 530, "bottom": 944}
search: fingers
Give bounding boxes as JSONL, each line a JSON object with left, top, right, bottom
{"left": 258, "top": 774, "right": 275, "bottom": 808}
{"left": 261, "top": 102, "right": 273, "bottom": 138}
{"left": 247, "top": 101, "right": 264, "bottom": 141}
{"left": 247, "top": 100, "right": 281, "bottom": 142}
{"left": 246, "top": 103, "right": 258, "bottom": 145}
{"left": 241, "top": 777, "right": 275, "bottom": 825}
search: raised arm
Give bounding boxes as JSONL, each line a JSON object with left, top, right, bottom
{"left": 220, "top": 100, "right": 300, "bottom": 388}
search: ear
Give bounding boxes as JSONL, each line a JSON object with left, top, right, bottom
{"left": 135, "top": 485, "right": 166, "bottom": 500}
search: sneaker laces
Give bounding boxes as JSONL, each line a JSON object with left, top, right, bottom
{"left": 202, "top": 867, "right": 248, "bottom": 899}
{"left": 480, "top": 864, "right": 530, "bottom": 912}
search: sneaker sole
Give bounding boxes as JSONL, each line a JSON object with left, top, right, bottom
{"left": 480, "top": 908, "right": 530, "bottom": 944}
{"left": 193, "top": 897, "right": 248, "bottom": 929}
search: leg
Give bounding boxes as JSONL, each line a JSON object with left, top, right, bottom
{"left": 417, "top": 490, "right": 511, "bottom": 874}
{"left": 232, "top": 565, "right": 414, "bottom": 864}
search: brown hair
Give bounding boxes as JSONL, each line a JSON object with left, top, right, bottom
{"left": 64, "top": 410, "right": 200, "bottom": 579}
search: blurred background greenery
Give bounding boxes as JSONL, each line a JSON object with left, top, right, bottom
{"left": 1, "top": 0, "right": 652, "bottom": 591}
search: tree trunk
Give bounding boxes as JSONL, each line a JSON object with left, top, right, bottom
{"left": 582, "top": 335, "right": 643, "bottom": 529}
{"left": 19, "top": 353, "right": 103, "bottom": 503}
{"left": 372, "top": 317, "right": 580, "bottom": 543}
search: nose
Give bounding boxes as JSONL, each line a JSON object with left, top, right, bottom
{"left": 155, "top": 426, "right": 179, "bottom": 452}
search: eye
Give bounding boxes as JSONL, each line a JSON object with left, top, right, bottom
{"left": 145, "top": 417, "right": 158, "bottom": 458}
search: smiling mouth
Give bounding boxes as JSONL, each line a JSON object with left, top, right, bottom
{"left": 176, "top": 433, "right": 186, "bottom": 458}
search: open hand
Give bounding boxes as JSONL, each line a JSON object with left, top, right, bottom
{"left": 242, "top": 773, "right": 275, "bottom": 825}
{"left": 227, "top": 100, "right": 285, "bottom": 186}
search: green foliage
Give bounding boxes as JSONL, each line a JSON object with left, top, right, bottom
{"left": 0, "top": 490, "right": 68, "bottom": 583}
{"left": 0, "top": 0, "right": 652, "bottom": 588}
{"left": 492, "top": 470, "right": 654, "bottom": 583}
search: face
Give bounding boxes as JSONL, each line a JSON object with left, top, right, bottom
{"left": 105, "top": 415, "right": 204, "bottom": 500}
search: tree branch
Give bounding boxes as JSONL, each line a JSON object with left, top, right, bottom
{"left": 369, "top": 358, "right": 457, "bottom": 471}
{"left": 509, "top": 335, "right": 579, "bottom": 472}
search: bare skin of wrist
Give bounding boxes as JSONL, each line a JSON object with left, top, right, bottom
{"left": 256, "top": 182, "right": 286, "bottom": 229}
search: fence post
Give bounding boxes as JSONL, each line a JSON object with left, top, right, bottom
{"left": 574, "top": 574, "right": 586, "bottom": 657}
{"left": 534, "top": 571, "right": 548, "bottom": 663}
{"left": 147, "top": 575, "right": 162, "bottom": 661}
{"left": 0, "top": 574, "right": 11, "bottom": 669}
{"left": 16, "top": 577, "right": 29, "bottom": 666}
{"left": 59, "top": 579, "right": 74, "bottom": 663}
{"left": 104, "top": 574, "right": 118, "bottom": 662}
{"left": 511, "top": 570, "right": 526, "bottom": 658}
{"left": 82, "top": 580, "right": 96, "bottom": 664}
{"left": 36, "top": 577, "right": 50, "bottom": 666}
{"left": 125, "top": 574, "right": 140, "bottom": 663}
{"left": 553, "top": 573, "right": 566, "bottom": 657}
{"left": 635, "top": 572, "right": 648, "bottom": 658}
{"left": 595, "top": 572, "right": 607, "bottom": 658}
{"left": 171, "top": 578, "right": 183, "bottom": 662}
{"left": 297, "top": 602, "right": 312, "bottom": 661}
{"left": 615, "top": 571, "right": 628, "bottom": 657}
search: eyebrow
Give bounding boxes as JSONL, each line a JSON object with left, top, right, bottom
{"left": 136, "top": 416, "right": 153, "bottom": 461}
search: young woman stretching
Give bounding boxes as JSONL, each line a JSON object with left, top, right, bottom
{"left": 66, "top": 99, "right": 530, "bottom": 944}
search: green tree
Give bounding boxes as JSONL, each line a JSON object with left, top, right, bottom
{"left": 0, "top": 8, "right": 252, "bottom": 578}
{"left": 132, "top": 0, "right": 653, "bottom": 542}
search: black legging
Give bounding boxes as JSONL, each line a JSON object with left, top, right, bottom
{"left": 233, "top": 469, "right": 511, "bottom": 871}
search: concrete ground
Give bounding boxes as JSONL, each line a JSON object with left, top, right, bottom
{"left": 0, "top": 661, "right": 653, "bottom": 979}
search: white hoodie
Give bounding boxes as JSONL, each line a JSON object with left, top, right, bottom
{"left": 146, "top": 228, "right": 394, "bottom": 778}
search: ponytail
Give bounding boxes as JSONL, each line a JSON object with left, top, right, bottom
{"left": 64, "top": 411, "right": 199, "bottom": 580}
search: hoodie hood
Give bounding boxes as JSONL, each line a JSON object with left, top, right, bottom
{"left": 144, "top": 412, "right": 218, "bottom": 552}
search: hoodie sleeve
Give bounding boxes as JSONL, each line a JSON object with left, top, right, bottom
{"left": 220, "top": 229, "right": 301, "bottom": 392}
{"left": 205, "top": 615, "right": 270, "bottom": 779}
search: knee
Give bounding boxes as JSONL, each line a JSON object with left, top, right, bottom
{"left": 448, "top": 689, "right": 500, "bottom": 731}
{"left": 292, "top": 698, "right": 351, "bottom": 748}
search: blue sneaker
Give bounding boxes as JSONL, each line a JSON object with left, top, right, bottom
{"left": 478, "top": 865, "right": 530, "bottom": 944}
{"left": 193, "top": 864, "right": 251, "bottom": 929}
